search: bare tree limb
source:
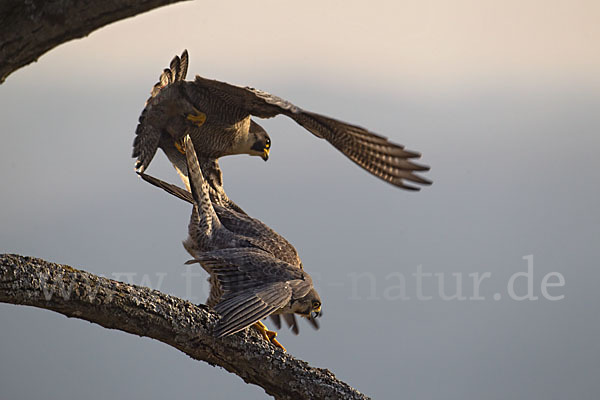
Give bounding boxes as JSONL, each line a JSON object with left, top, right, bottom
{"left": 0, "top": 3, "right": 370, "bottom": 398}
{"left": 0, "top": 253, "right": 369, "bottom": 400}
{"left": 0, "top": 0, "right": 190, "bottom": 84}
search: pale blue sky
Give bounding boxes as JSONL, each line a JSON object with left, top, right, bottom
{"left": 1, "top": 1, "right": 599, "bottom": 399}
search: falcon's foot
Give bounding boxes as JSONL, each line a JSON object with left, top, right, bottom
{"left": 174, "top": 127, "right": 191, "bottom": 155}
{"left": 252, "top": 321, "right": 286, "bottom": 352}
{"left": 174, "top": 139, "right": 186, "bottom": 155}
{"left": 186, "top": 107, "right": 207, "bottom": 127}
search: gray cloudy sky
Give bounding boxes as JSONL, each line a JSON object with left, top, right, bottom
{"left": 1, "top": 1, "right": 599, "bottom": 399}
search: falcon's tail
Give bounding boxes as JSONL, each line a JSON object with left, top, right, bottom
{"left": 137, "top": 136, "right": 222, "bottom": 235}
{"left": 137, "top": 172, "right": 194, "bottom": 204}
{"left": 183, "top": 135, "right": 222, "bottom": 231}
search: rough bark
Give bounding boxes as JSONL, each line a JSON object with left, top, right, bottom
{"left": 0, "top": 254, "right": 369, "bottom": 400}
{"left": 0, "top": 0, "right": 189, "bottom": 84}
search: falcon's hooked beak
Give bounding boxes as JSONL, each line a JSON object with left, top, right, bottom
{"left": 310, "top": 302, "right": 322, "bottom": 320}
{"left": 250, "top": 136, "right": 270, "bottom": 161}
{"left": 262, "top": 147, "right": 270, "bottom": 161}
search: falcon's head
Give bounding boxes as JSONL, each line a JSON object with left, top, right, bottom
{"left": 248, "top": 120, "right": 271, "bottom": 161}
{"left": 291, "top": 288, "right": 322, "bottom": 320}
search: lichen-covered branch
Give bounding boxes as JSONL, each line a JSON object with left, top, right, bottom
{"left": 0, "top": 0, "right": 189, "bottom": 84}
{"left": 0, "top": 254, "right": 369, "bottom": 400}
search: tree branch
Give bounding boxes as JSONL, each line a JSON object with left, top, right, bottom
{"left": 0, "top": 253, "right": 369, "bottom": 400}
{"left": 1, "top": 3, "right": 369, "bottom": 397}
{"left": 0, "top": 0, "right": 190, "bottom": 84}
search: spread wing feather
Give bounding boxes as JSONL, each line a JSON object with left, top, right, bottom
{"left": 192, "top": 75, "right": 431, "bottom": 189}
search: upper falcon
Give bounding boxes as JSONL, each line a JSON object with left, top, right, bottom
{"left": 133, "top": 50, "right": 431, "bottom": 191}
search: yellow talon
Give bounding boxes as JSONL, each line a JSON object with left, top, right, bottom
{"left": 186, "top": 107, "right": 207, "bottom": 127}
{"left": 174, "top": 139, "right": 186, "bottom": 155}
{"left": 270, "top": 337, "right": 285, "bottom": 351}
{"left": 252, "top": 321, "right": 286, "bottom": 352}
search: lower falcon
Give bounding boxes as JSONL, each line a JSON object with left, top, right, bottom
{"left": 139, "top": 135, "right": 321, "bottom": 349}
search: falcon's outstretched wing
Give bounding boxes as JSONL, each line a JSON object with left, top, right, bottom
{"left": 192, "top": 75, "right": 432, "bottom": 190}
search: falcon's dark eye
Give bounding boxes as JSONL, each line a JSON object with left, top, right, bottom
{"left": 312, "top": 301, "right": 321, "bottom": 310}
{"left": 265, "top": 138, "right": 271, "bottom": 149}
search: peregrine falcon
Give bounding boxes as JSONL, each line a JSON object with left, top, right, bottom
{"left": 133, "top": 50, "right": 431, "bottom": 191}
{"left": 133, "top": 51, "right": 247, "bottom": 213}
{"left": 138, "top": 170, "right": 319, "bottom": 335}
{"left": 139, "top": 135, "right": 321, "bottom": 348}
{"left": 139, "top": 170, "right": 319, "bottom": 334}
